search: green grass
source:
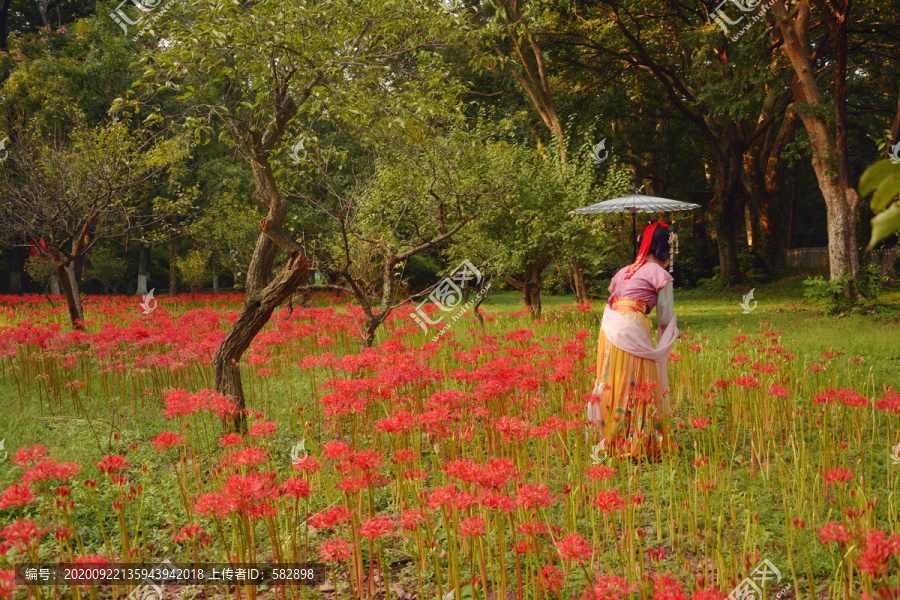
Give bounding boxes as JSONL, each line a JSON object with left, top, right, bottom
{"left": 480, "top": 272, "right": 900, "bottom": 389}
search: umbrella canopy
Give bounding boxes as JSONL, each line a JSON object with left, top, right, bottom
{"left": 569, "top": 189, "right": 701, "bottom": 257}
{"left": 569, "top": 192, "right": 701, "bottom": 215}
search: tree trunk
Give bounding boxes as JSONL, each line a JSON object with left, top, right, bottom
{"left": 214, "top": 143, "right": 310, "bottom": 426}
{"left": 136, "top": 242, "right": 151, "bottom": 296}
{"left": 745, "top": 203, "right": 758, "bottom": 248}
{"left": 213, "top": 252, "right": 309, "bottom": 426}
{"left": 773, "top": 0, "right": 860, "bottom": 295}
{"left": 709, "top": 130, "right": 745, "bottom": 285}
{"left": 523, "top": 261, "right": 546, "bottom": 317}
{"left": 363, "top": 315, "right": 385, "bottom": 348}
{"left": 213, "top": 266, "right": 220, "bottom": 292}
{"left": 569, "top": 257, "right": 587, "bottom": 303}
{"left": 49, "top": 273, "right": 61, "bottom": 295}
{"left": 823, "top": 183, "right": 860, "bottom": 287}
{"left": 473, "top": 283, "right": 488, "bottom": 330}
{"left": 8, "top": 246, "right": 25, "bottom": 294}
{"left": 56, "top": 262, "right": 85, "bottom": 330}
{"left": 169, "top": 238, "right": 178, "bottom": 296}
{"left": 0, "top": 0, "right": 12, "bottom": 52}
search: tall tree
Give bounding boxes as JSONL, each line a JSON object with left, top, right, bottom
{"left": 772, "top": 0, "right": 862, "bottom": 291}
{"left": 552, "top": 0, "right": 786, "bottom": 284}
{"left": 0, "top": 119, "right": 189, "bottom": 327}
{"left": 138, "top": 0, "right": 467, "bottom": 421}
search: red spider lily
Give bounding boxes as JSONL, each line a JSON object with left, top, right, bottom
{"left": 691, "top": 417, "right": 711, "bottom": 429}
{"left": 173, "top": 524, "right": 204, "bottom": 542}
{"left": 515, "top": 540, "right": 533, "bottom": 554}
{"left": 220, "top": 446, "right": 269, "bottom": 468}
{"left": 767, "top": 385, "right": 790, "bottom": 398}
{"left": 818, "top": 521, "right": 851, "bottom": 546}
{"left": 1, "top": 518, "right": 50, "bottom": 552}
{"left": 294, "top": 456, "right": 321, "bottom": 474}
{"left": 0, "top": 571, "right": 16, "bottom": 598}
{"left": 875, "top": 386, "right": 900, "bottom": 413}
{"left": 459, "top": 516, "right": 486, "bottom": 537}
{"left": 20, "top": 459, "right": 81, "bottom": 484}
{"left": 195, "top": 472, "right": 278, "bottom": 520}
{"left": 647, "top": 546, "right": 666, "bottom": 562}
{"left": 538, "top": 564, "right": 564, "bottom": 594}
{"left": 349, "top": 450, "right": 383, "bottom": 472}
{"left": 320, "top": 538, "right": 351, "bottom": 562}
{"left": 517, "top": 520, "right": 549, "bottom": 537}
{"left": 555, "top": 533, "right": 593, "bottom": 564}
{"left": 750, "top": 361, "right": 777, "bottom": 374}
{"left": 359, "top": 515, "right": 396, "bottom": 539}
{"left": 375, "top": 410, "right": 419, "bottom": 434}
{"left": 390, "top": 449, "right": 418, "bottom": 464}
{"left": 0, "top": 484, "right": 34, "bottom": 510}
{"left": 584, "top": 574, "right": 640, "bottom": 599}
{"left": 733, "top": 376, "right": 759, "bottom": 388}
{"left": 586, "top": 465, "right": 616, "bottom": 480}
{"left": 249, "top": 420, "right": 277, "bottom": 438}
{"left": 336, "top": 476, "right": 369, "bottom": 494}
{"left": 220, "top": 433, "right": 243, "bottom": 447}
{"left": 71, "top": 554, "right": 108, "bottom": 564}
{"left": 11, "top": 444, "right": 48, "bottom": 467}
{"left": 96, "top": 455, "right": 130, "bottom": 475}
{"left": 54, "top": 527, "right": 73, "bottom": 542}
{"left": 824, "top": 468, "right": 853, "bottom": 484}
{"left": 151, "top": 432, "right": 183, "bottom": 451}
{"left": 309, "top": 506, "right": 353, "bottom": 530}
{"left": 280, "top": 477, "right": 313, "bottom": 499}
{"left": 164, "top": 389, "right": 236, "bottom": 420}
{"left": 855, "top": 528, "right": 900, "bottom": 576}
{"left": 592, "top": 490, "right": 626, "bottom": 514}
{"left": 427, "top": 485, "right": 459, "bottom": 510}
{"left": 480, "top": 491, "right": 518, "bottom": 512}
{"left": 322, "top": 440, "right": 353, "bottom": 460}
{"left": 400, "top": 509, "right": 427, "bottom": 532}
{"left": 651, "top": 574, "right": 690, "bottom": 600}
{"left": 517, "top": 484, "right": 559, "bottom": 510}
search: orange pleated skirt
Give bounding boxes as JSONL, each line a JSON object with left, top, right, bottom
{"left": 586, "top": 298, "right": 672, "bottom": 460}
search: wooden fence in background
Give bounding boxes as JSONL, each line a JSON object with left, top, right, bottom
{"left": 786, "top": 246, "right": 900, "bottom": 275}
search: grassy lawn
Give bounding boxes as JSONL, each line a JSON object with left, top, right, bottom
{"left": 1, "top": 272, "right": 898, "bottom": 597}
{"left": 480, "top": 271, "right": 900, "bottom": 389}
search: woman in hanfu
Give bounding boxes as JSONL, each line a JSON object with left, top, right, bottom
{"left": 587, "top": 221, "right": 680, "bottom": 460}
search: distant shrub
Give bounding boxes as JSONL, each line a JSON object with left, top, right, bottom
{"left": 803, "top": 263, "right": 886, "bottom": 315}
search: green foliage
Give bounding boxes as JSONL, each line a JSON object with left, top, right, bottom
{"left": 401, "top": 255, "right": 442, "bottom": 293}
{"left": 859, "top": 159, "right": 900, "bottom": 249}
{"left": 857, "top": 263, "right": 888, "bottom": 301}
{"left": 736, "top": 244, "right": 775, "bottom": 285}
{"left": 803, "top": 274, "right": 855, "bottom": 315}
{"left": 84, "top": 243, "right": 125, "bottom": 293}
{"left": 23, "top": 255, "right": 56, "bottom": 291}
{"left": 176, "top": 249, "right": 211, "bottom": 294}
{"left": 803, "top": 264, "right": 886, "bottom": 315}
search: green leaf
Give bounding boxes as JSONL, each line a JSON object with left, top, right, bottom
{"left": 859, "top": 159, "right": 900, "bottom": 212}
{"left": 867, "top": 202, "right": 900, "bottom": 250}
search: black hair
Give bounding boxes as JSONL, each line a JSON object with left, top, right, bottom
{"left": 637, "top": 222, "right": 673, "bottom": 262}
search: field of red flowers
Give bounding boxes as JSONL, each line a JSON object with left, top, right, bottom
{"left": 0, "top": 293, "right": 898, "bottom": 600}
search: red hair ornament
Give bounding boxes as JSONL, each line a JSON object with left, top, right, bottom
{"left": 623, "top": 222, "right": 669, "bottom": 280}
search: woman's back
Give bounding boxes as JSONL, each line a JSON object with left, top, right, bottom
{"left": 608, "top": 262, "right": 673, "bottom": 312}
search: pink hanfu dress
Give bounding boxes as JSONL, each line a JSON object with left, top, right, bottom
{"left": 586, "top": 261, "right": 679, "bottom": 460}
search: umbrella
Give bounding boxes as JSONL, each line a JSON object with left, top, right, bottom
{"left": 569, "top": 188, "right": 701, "bottom": 259}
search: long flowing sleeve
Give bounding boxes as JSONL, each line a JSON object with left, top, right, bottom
{"left": 656, "top": 281, "right": 674, "bottom": 327}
